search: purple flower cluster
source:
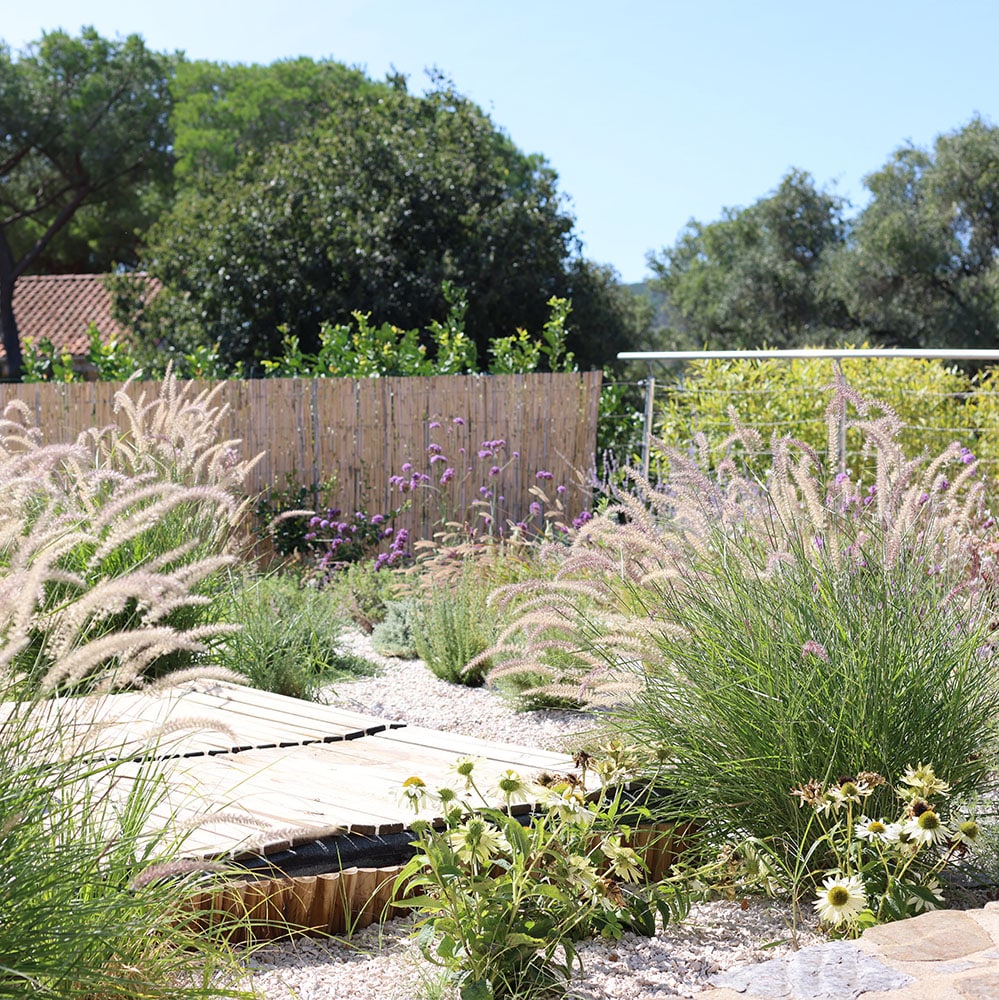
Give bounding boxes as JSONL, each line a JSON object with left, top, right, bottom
{"left": 389, "top": 470, "right": 432, "bottom": 493}
{"left": 382, "top": 415, "right": 593, "bottom": 546}
{"left": 374, "top": 528, "right": 410, "bottom": 569}
{"left": 305, "top": 505, "right": 404, "bottom": 572}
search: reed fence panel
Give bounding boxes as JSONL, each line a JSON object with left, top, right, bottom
{"left": 0, "top": 372, "right": 602, "bottom": 543}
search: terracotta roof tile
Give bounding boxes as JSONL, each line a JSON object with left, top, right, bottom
{"left": 5, "top": 273, "right": 160, "bottom": 363}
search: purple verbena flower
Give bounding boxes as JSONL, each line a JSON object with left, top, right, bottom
{"left": 536, "top": 470, "right": 554, "bottom": 480}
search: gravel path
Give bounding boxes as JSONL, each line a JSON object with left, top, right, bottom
{"left": 240, "top": 632, "right": 821, "bottom": 999}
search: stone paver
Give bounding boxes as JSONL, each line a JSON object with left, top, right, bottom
{"left": 693, "top": 901, "right": 999, "bottom": 1000}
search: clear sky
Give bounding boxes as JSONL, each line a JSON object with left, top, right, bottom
{"left": 4, "top": 1, "right": 998, "bottom": 283}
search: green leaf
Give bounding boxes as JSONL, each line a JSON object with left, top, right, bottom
{"left": 460, "top": 978, "right": 493, "bottom": 1000}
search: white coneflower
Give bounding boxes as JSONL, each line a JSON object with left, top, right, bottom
{"left": 540, "top": 783, "right": 589, "bottom": 822}
{"left": 814, "top": 874, "right": 867, "bottom": 927}
{"left": 601, "top": 836, "right": 645, "bottom": 883}
{"left": 899, "top": 763, "right": 950, "bottom": 800}
{"left": 902, "top": 808, "right": 950, "bottom": 846}
{"left": 906, "top": 877, "right": 944, "bottom": 914}
{"left": 493, "top": 769, "right": 533, "bottom": 807}
{"left": 828, "top": 778, "right": 869, "bottom": 809}
{"left": 951, "top": 819, "right": 980, "bottom": 847}
{"left": 399, "top": 775, "right": 433, "bottom": 812}
{"left": 563, "top": 854, "right": 601, "bottom": 897}
{"left": 447, "top": 816, "right": 508, "bottom": 865}
{"left": 855, "top": 817, "right": 901, "bottom": 843}
{"left": 451, "top": 756, "right": 482, "bottom": 790}
{"left": 435, "top": 785, "right": 464, "bottom": 823}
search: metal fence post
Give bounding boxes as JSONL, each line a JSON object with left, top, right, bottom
{"left": 642, "top": 368, "right": 656, "bottom": 480}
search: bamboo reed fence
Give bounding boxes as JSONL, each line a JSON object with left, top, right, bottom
{"left": 0, "top": 372, "right": 602, "bottom": 545}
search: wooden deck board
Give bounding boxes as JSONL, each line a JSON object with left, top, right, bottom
{"left": 0, "top": 680, "right": 403, "bottom": 757}
{"left": 3, "top": 683, "right": 591, "bottom": 862}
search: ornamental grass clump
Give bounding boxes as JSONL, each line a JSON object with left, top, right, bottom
{"left": 0, "top": 370, "right": 260, "bottom": 694}
{"left": 485, "top": 378, "right": 999, "bottom": 867}
{"left": 212, "top": 572, "right": 376, "bottom": 699}
{"left": 0, "top": 700, "right": 254, "bottom": 999}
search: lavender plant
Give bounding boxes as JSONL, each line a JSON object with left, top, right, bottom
{"left": 411, "top": 567, "right": 499, "bottom": 686}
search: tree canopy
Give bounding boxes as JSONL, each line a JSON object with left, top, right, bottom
{"left": 169, "top": 56, "right": 384, "bottom": 182}
{"left": 0, "top": 27, "right": 174, "bottom": 378}
{"left": 829, "top": 116, "right": 999, "bottom": 349}
{"left": 648, "top": 170, "right": 850, "bottom": 349}
{"left": 136, "top": 76, "right": 631, "bottom": 371}
{"left": 648, "top": 118, "right": 999, "bottom": 353}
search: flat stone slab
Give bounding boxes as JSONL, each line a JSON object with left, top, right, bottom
{"left": 707, "top": 939, "right": 913, "bottom": 999}
{"left": 861, "top": 909, "right": 994, "bottom": 963}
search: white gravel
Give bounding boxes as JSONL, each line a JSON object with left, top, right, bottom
{"left": 239, "top": 631, "right": 821, "bottom": 999}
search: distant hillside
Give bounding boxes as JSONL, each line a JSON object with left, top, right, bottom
{"left": 622, "top": 280, "right": 688, "bottom": 350}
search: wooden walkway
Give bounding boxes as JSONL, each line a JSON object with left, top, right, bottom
{"left": 3, "top": 679, "right": 593, "bottom": 862}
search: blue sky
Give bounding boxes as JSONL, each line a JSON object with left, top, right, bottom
{"left": 5, "top": 1, "right": 999, "bottom": 282}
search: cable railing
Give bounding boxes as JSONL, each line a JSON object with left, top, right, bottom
{"left": 615, "top": 348, "right": 999, "bottom": 479}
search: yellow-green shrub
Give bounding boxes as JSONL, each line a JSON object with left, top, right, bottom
{"left": 656, "top": 353, "right": 975, "bottom": 481}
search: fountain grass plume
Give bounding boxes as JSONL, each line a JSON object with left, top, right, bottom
{"left": 481, "top": 378, "right": 999, "bottom": 855}
{"left": 0, "top": 370, "right": 261, "bottom": 694}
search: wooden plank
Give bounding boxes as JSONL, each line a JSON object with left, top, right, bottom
{"left": 178, "top": 680, "right": 399, "bottom": 737}
{"left": 0, "top": 682, "right": 403, "bottom": 760}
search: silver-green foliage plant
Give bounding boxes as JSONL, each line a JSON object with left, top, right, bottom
{"left": 371, "top": 598, "right": 419, "bottom": 658}
{"left": 412, "top": 568, "right": 500, "bottom": 686}
{"left": 395, "top": 747, "right": 689, "bottom": 1000}
{"left": 487, "top": 378, "right": 999, "bottom": 859}
{"left": 0, "top": 370, "right": 260, "bottom": 693}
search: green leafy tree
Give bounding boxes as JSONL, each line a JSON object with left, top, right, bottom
{"left": 0, "top": 28, "right": 174, "bottom": 378}
{"left": 648, "top": 170, "right": 851, "bottom": 349}
{"left": 129, "top": 73, "right": 641, "bottom": 372}
{"left": 829, "top": 116, "right": 999, "bottom": 349}
{"left": 170, "top": 56, "right": 385, "bottom": 182}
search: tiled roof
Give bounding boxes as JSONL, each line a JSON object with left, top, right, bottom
{"left": 4, "top": 273, "right": 160, "bottom": 363}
